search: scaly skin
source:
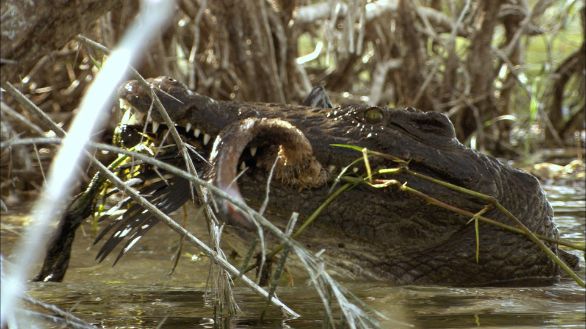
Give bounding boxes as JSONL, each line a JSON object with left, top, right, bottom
{"left": 110, "top": 76, "right": 565, "bottom": 286}
{"left": 36, "top": 76, "right": 569, "bottom": 285}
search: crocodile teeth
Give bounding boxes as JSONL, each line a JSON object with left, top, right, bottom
{"left": 152, "top": 121, "right": 160, "bottom": 133}
{"left": 352, "top": 167, "right": 359, "bottom": 173}
{"left": 185, "top": 123, "right": 192, "bottom": 132}
{"left": 194, "top": 129, "right": 201, "bottom": 138}
{"left": 119, "top": 98, "right": 132, "bottom": 110}
{"left": 328, "top": 165, "right": 336, "bottom": 173}
{"left": 203, "top": 133, "right": 211, "bottom": 145}
{"left": 250, "top": 146, "right": 257, "bottom": 157}
{"left": 240, "top": 162, "right": 247, "bottom": 171}
{"left": 120, "top": 109, "right": 133, "bottom": 125}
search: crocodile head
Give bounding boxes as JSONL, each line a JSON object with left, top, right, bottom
{"left": 118, "top": 77, "right": 467, "bottom": 189}
{"left": 111, "top": 76, "right": 563, "bottom": 286}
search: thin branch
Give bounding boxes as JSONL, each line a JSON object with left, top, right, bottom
{"left": 2, "top": 137, "right": 399, "bottom": 325}
{"left": 0, "top": 102, "right": 45, "bottom": 135}
{"left": 338, "top": 145, "right": 585, "bottom": 287}
{"left": 0, "top": 112, "right": 298, "bottom": 316}
{"left": 22, "top": 294, "right": 97, "bottom": 329}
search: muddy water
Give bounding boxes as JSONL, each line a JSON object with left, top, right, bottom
{"left": 2, "top": 183, "right": 584, "bottom": 328}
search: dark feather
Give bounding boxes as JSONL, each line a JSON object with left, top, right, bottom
{"left": 94, "top": 176, "right": 191, "bottom": 264}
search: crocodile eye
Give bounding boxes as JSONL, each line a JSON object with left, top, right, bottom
{"left": 364, "top": 107, "right": 383, "bottom": 124}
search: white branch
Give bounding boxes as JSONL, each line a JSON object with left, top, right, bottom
{"left": 0, "top": 0, "right": 175, "bottom": 326}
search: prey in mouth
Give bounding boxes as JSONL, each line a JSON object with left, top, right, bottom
{"left": 36, "top": 76, "right": 569, "bottom": 287}
{"left": 93, "top": 78, "right": 334, "bottom": 262}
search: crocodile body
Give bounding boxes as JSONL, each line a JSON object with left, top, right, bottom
{"left": 37, "top": 76, "right": 572, "bottom": 285}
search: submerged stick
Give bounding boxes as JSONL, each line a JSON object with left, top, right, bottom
{"left": 260, "top": 213, "right": 298, "bottom": 322}
{"left": 22, "top": 294, "right": 97, "bottom": 329}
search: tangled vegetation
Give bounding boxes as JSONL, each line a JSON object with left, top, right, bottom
{"left": 1, "top": 1, "right": 584, "bottom": 328}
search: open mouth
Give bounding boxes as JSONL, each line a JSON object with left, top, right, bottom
{"left": 115, "top": 97, "right": 332, "bottom": 230}
{"left": 116, "top": 97, "right": 421, "bottom": 189}
{"left": 117, "top": 98, "right": 213, "bottom": 151}
{"left": 117, "top": 99, "right": 327, "bottom": 185}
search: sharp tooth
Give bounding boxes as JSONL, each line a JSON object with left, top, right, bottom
{"left": 353, "top": 167, "right": 359, "bottom": 173}
{"left": 250, "top": 146, "right": 257, "bottom": 157}
{"left": 203, "top": 133, "right": 211, "bottom": 145}
{"left": 194, "top": 128, "right": 201, "bottom": 138}
{"left": 119, "top": 99, "right": 135, "bottom": 111}
{"left": 127, "top": 112, "right": 142, "bottom": 125}
{"left": 129, "top": 111, "right": 144, "bottom": 125}
{"left": 185, "top": 123, "right": 192, "bottom": 132}
{"left": 328, "top": 165, "right": 336, "bottom": 173}
{"left": 120, "top": 110, "right": 132, "bottom": 125}
{"left": 240, "top": 162, "right": 247, "bottom": 171}
{"left": 152, "top": 121, "right": 160, "bottom": 133}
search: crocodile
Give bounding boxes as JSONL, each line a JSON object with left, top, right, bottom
{"left": 35, "top": 76, "right": 577, "bottom": 285}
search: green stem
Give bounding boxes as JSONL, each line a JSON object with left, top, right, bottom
{"left": 403, "top": 169, "right": 584, "bottom": 286}
{"left": 345, "top": 175, "right": 585, "bottom": 288}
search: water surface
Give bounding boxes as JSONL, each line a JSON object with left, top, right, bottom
{"left": 2, "top": 182, "right": 584, "bottom": 328}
